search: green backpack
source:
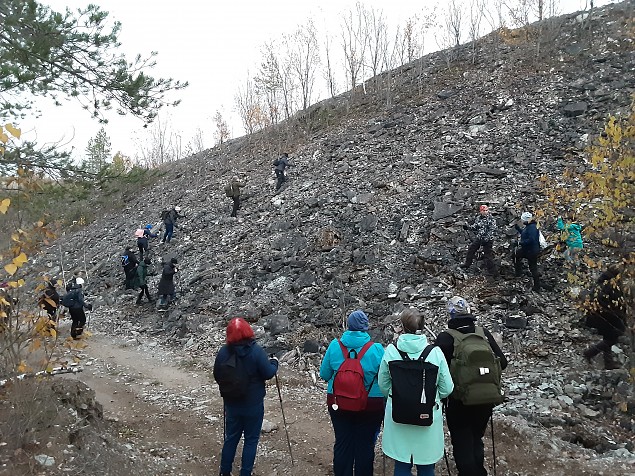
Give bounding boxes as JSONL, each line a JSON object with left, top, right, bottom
{"left": 446, "top": 327, "right": 504, "bottom": 406}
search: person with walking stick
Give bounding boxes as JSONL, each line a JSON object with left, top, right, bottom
{"left": 435, "top": 296, "right": 508, "bottom": 476}
{"left": 213, "top": 317, "right": 278, "bottom": 476}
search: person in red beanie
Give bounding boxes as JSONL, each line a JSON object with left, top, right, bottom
{"left": 213, "top": 318, "right": 279, "bottom": 476}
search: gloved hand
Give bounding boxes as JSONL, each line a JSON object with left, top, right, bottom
{"left": 86, "top": 303, "right": 93, "bottom": 311}
{"left": 462, "top": 224, "right": 470, "bottom": 230}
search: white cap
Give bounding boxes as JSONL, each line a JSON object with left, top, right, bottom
{"left": 75, "top": 277, "right": 85, "bottom": 286}
{"left": 175, "top": 206, "right": 181, "bottom": 212}
{"left": 521, "top": 212, "right": 533, "bottom": 222}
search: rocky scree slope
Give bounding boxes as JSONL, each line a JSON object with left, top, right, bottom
{"left": 25, "top": 1, "right": 635, "bottom": 468}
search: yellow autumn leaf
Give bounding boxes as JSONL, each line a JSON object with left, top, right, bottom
{"left": 0, "top": 131, "right": 7, "bottom": 143}
{"left": 46, "top": 363, "right": 54, "bottom": 373}
{"left": 4, "top": 263, "right": 17, "bottom": 275}
{"left": 13, "top": 252, "right": 28, "bottom": 267}
{"left": 44, "top": 298, "right": 57, "bottom": 308}
{"left": 30, "top": 339, "right": 42, "bottom": 351}
{"left": 0, "top": 198, "right": 10, "bottom": 214}
{"left": 49, "top": 328, "right": 57, "bottom": 339}
{"left": 6, "top": 281, "right": 18, "bottom": 288}
{"left": 83, "top": 330, "right": 93, "bottom": 337}
{"left": 17, "top": 361, "right": 27, "bottom": 373}
{"left": 0, "top": 311, "right": 6, "bottom": 318}
{"left": 4, "top": 123, "right": 21, "bottom": 139}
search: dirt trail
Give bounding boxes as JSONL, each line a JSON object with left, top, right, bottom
{"left": 59, "top": 330, "right": 633, "bottom": 476}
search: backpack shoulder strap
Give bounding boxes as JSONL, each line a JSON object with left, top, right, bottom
{"left": 473, "top": 326, "right": 487, "bottom": 339}
{"left": 356, "top": 341, "right": 374, "bottom": 360}
{"left": 418, "top": 344, "right": 436, "bottom": 361}
{"left": 396, "top": 348, "right": 411, "bottom": 361}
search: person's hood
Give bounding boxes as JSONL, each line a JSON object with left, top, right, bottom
{"left": 340, "top": 330, "right": 371, "bottom": 348}
{"left": 395, "top": 333, "right": 429, "bottom": 355}
{"left": 448, "top": 315, "right": 477, "bottom": 332}
{"left": 231, "top": 339, "right": 256, "bottom": 357}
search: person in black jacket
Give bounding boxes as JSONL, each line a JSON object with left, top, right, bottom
{"left": 436, "top": 296, "right": 508, "bottom": 476}
{"left": 273, "top": 153, "right": 291, "bottom": 191}
{"left": 39, "top": 279, "right": 60, "bottom": 321}
{"left": 121, "top": 246, "right": 139, "bottom": 289}
{"left": 161, "top": 206, "right": 185, "bottom": 244}
{"left": 63, "top": 278, "right": 92, "bottom": 339}
{"left": 514, "top": 211, "right": 541, "bottom": 291}
{"left": 583, "top": 265, "right": 628, "bottom": 370}
{"left": 213, "top": 317, "right": 278, "bottom": 476}
{"left": 137, "top": 224, "right": 157, "bottom": 259}
{"left": 157, "top": 257, "right": 178, "bottom": 307}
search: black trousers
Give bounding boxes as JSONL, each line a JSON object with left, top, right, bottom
{"left": 446, "top": 403, "right": 492, "bottom": 476}
{"left": 138, "top": 285, "right": 151, "bottom": 301}
{"left": 327, "top": 407, "right": 383, "bottom": 476}
{"left": 231, "top": 196, "right": 240, "bottom": 217}
{"left": 69, "top": 307, "right": 86, "bottom": 338}
{"left": 275, "top": 170, "right": 286, "bottom": 190}
{"left": 514, "top": 249, "right": 540, "bottom": 289}
{"left": 465, "top": 240, "right": 495, "bottom": 272}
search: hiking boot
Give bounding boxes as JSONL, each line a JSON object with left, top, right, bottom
{"left": 603, "top": 351, "right": 621, "bottom": 370}
{"left": 583, "top": 344, "right": 601, "bottom": 363}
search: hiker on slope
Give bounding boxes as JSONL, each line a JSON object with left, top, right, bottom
{"left": 39, "top": 278, "right": 60, "bottom": 322}
{"left": 273, "top": 152, "right": 291, "bottom": 191}
{"left": 226, "top": 175, "right": 245, "bottom": 218}
{"left": 555, "top": 213, "right": 583, "bottom": 266}
{"left": 137, "top": 224, "right": 158, "bottom": 260}
{"left": 121, "top": 246, "right": 139, "bottom": 290}
{"left": 514, "top": 211, "right": 541, "bottom": 292}
{"left": 213, "top": 317, "right": 279, "bottom": 476}
{"left": 379, "top": 308, "right": 453, "bottom": 476}
{"left": 319, "top": 310, "right": 385, "bottom": 476}
{"left": 161, "top": 206, "right": 185, "bottom": 244}
{"left": 582, "top": 264, "right": 629, "bottom": 370}
{"left": 157, "top": 257, "right": 178, "bottom": 308}
{"left": 461, "top": 204, "right": 497, "bottom": 275}
{"left": 62, "top": 277, "right": 92, "bottom": 339}
{"left": 132, "top": 257, "right": 154, "bottom": 305}
{"left": 435, "top": 296, "right": 508, "bottom": 476}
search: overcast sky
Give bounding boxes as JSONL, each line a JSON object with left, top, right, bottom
{"left": 22, "top": 0, "right": 606, "bottom": 163}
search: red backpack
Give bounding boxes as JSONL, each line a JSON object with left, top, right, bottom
{"left": 332, "top": 340, "right": 374, "bottom": 412}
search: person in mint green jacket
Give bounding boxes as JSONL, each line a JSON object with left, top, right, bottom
{"left": 379, "top": 308, "right": 454, "bottom": 476}
{"left": 320, "top": 309, "right": 385, "bottom": 476}
{"left": 556, "top": 215, "right": 583, "bottom": 263}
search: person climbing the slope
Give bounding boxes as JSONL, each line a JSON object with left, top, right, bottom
{"left": 461, "top": 204, "right": 497, "bottom": 276}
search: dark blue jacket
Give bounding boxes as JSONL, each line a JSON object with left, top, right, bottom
{"left": 213, "top": 339, "right": 278, "bottom": 406}
{"left": 515, "top": 221, "right": 540, "bottom": 256}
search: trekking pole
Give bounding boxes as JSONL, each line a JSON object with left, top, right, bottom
{"left": 443, "top": 448, "right": 452, "bottom": 476}
{"left": 490, "top": 416, "right": 497, "bottom": 476}
{"left": 274, "top": 374, "right": 295, "bottom": 466}
{"left": 59, "top": 242, "right": 66, "bottom": 287}
{"left": 83, "top": 247, "right": 90, "bottom": 285}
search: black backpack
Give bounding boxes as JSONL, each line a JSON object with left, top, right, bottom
{"left": 215, "top": 351, "right": 250, "bottom": 402}
{"left": 388, "top": 344, "right": 439, "bottom": 426}
{"left": 160, "top": 209, "right": 170, "bottom": 221}
{"left": 273, "top": 159, "right": 280, "bottom": 167}
{"left": 61, "top": 290, "right": 78, "bottom": 308}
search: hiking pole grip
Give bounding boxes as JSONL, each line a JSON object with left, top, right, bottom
{"left": 274, "top": 374, "right": 295, "bottom": 466}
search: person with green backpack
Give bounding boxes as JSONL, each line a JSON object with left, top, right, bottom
{"left": 435, "top": 296, "right": 508, "bottom": 476}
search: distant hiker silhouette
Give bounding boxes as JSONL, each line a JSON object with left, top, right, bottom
{"left": 273, "top": 153, "right": 291, "bottom": 191}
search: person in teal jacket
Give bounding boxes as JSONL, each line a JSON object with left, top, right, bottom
{"left": 556, "top": 215, "right": 583, "bottom": 263}
{"left": 379, "top": 308, "right": 454, "bottom": 476}
{"left": 319, "top": 309, "right": 385, "bottom": 476}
